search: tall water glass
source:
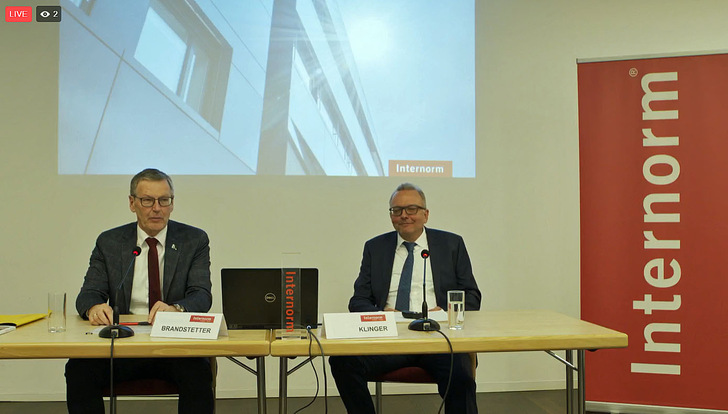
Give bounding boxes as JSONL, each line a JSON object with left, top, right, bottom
{"left": 447, "top": 290, "right": 465, "bottom": 330}
{"left": 48, "top": 292, "right": 66, "bottom": 333}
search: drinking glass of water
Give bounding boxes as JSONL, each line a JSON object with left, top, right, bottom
{"left": 447, "top": 290, "right": 465, "bottom": 330}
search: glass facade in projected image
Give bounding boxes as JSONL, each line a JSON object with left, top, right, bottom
{"left": 58, "top": 0, "right": 474, "bottom": 177}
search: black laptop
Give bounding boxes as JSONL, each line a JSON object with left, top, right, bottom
{"left": 221, "top": 268, "right": 319, "bottom": 329}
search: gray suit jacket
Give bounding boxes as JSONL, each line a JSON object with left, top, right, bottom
{"left": 348, "top": 228, "right": 481, "bottom": 312}
{"left": 75, "top": 220, "right": 212, "bottom": 317}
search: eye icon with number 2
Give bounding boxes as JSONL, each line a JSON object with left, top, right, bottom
{"left": 36, "top": 6, "right": 61, "bottom": 22}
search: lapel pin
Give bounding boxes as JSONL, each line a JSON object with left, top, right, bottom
{"left": 172, "top": 244, "right": 177, "bottom": 251}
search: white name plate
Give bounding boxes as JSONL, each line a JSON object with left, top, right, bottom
{"left": 151, "top": 312, "right": 228, "bottom": 340}
{"left": 323, "top": 312, "right": 398, "bottom": 339}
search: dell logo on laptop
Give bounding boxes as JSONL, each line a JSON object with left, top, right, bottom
{"left": 264, "top": 293, "right": 277, "bottom": 303}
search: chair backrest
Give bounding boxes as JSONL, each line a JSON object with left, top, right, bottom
{"left": 105, "top": 378, "right": 179, "bottom": 396}
{"left": 375, "top": 353, "right": 477, "bottom": 384}
{"left": 102, "top": 357, "right": 217, "bottom": 398}
{"left": 375, "top": 366, "right": 435, "bottom": 384}
{"left": 373, "top": 353, "right": 477, "bottom": 414}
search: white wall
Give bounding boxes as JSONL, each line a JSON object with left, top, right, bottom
{"left": 2, "top": 0, "right": 728, "bottom": 402}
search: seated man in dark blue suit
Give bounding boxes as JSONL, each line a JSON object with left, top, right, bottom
{"left": 330, "top": 183, "right": 481, "bottom": 414}
{"left": 65, "top": 168, "right": 214, "bottom": 414}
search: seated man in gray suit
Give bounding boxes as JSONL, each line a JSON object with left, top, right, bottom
{"left": 330, "top": 183, "right": 481, "bottom": 414}
{"left": 65, "top": 168, "right": 214, "bottom": 414}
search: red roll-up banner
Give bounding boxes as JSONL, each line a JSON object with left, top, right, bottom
{"left": 579, "top": 53, "right": 728, "bottom": 410}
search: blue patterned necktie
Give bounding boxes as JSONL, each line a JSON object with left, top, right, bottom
{"left": 395, "top": 242, "right": 416, "bottom": 311}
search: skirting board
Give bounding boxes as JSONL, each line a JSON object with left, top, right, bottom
{"left": 279, "top": 379, "right": 566, "bottom": 398}
{"left": 0, "top": 381, "right": 567, "bottom": 401}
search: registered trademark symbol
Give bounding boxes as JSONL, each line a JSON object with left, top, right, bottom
{"left": 629, "top": 68, "right": 638, "bottom": 77}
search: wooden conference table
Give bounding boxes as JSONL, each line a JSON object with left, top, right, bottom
{"left": 0, "top": 316, "right": 272, "bottom": 413}
{"left": 1, "top": 311, "right": 627, "bottom": 414}
{"left": 271, "top": 310, "right": 628, "bottom": 414}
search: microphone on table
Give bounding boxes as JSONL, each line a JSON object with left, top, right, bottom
{"left": 409, "top": 249, "right": 440, "bottom": 332}
{"left": 99, "top": 246, "right": 141, "bottom": 339}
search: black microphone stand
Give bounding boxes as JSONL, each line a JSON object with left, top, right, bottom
{"left": 409, "top": 249, "right": 440, "bottom": 331}
{"left": 97, "top": 247, "right": 140, "bottom": 414}
{"left": 99, "top": 247, "right": 140, "bottom": 339}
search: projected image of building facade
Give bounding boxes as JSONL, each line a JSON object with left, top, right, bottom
{"left": 258, "top": 0, "right": 383, "bottom": 175}
{"left": 58, "top": 0, "right": 473, "bottom": 176}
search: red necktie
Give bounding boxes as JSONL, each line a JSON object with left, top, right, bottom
{"left": 146, "top": 237, "right": 161, "bottom": 310}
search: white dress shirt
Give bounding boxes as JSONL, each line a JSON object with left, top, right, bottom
{"left": 385, "top": 229, "right": 437, "bottom": 311}
{"left": 129, "top": 225, "right": 167, "bottom": 314}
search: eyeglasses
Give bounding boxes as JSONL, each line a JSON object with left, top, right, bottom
{"left": 133, "top": 196, "right": 174, "bottom": 207}
{"left": 389, "top": 205, "right": 425, "bottom": 216}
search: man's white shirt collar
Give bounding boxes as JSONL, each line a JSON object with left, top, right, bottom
{"left": 136, "top": 224, "right": 168, "bottom": 248}
{"left": 396, "top": 228, "right": 429, "bottom": 250}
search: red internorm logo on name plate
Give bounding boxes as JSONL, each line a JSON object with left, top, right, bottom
{"left": 360, "top": 314, "right": 386, "bottom": 322}
{"left": 190, "top": 315, "right": 215, "bottom": 323}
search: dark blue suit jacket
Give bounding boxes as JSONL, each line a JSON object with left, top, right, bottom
{"left": 75, "top": 220, "right": 212, "bottom": 317}
{"left": 349, "top": 228, "right": 481, "bottom": 312}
